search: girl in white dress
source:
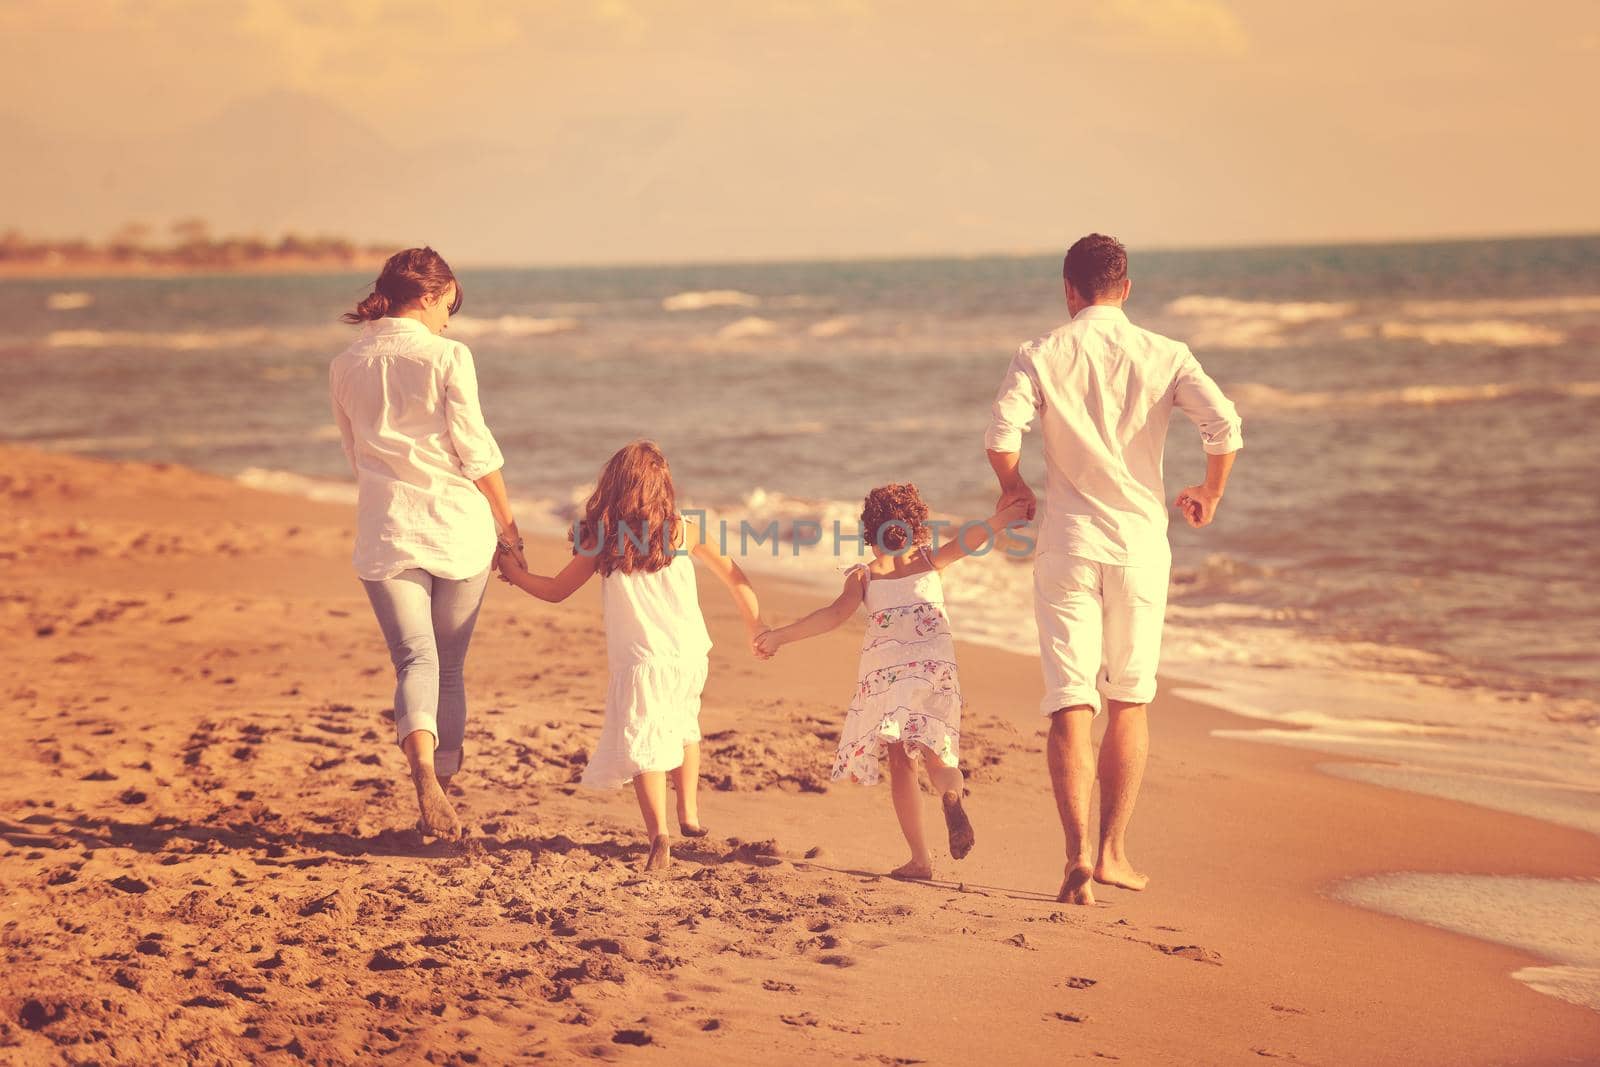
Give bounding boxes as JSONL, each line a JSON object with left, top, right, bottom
{"left": 494, "top": 441, "right": 766, "bottom": 871}
{"left": 757, "top": 484, "right": 1028, "bottom": 880}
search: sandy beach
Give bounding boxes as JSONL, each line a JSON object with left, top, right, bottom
{"left": 1, "top": 444, "right": 1596, "bottom": 1065}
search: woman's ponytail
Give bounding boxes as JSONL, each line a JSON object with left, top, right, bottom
{"left": 341, "top": 247, "right": 461, "bottom": 325}
{"left": 341, "top": 290, "right": 392, "bottom": 324}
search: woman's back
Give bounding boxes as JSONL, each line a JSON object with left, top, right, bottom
{"left": 329, "top": 316, "right": 503, "bottom": 580}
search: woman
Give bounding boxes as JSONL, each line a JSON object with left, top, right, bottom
{"left": 329, "top": 247, "right": 522, "bottom": 839}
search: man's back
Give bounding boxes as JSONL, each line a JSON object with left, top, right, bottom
{"left": 984, "top": 304, "right": 1242, "bottom": 565}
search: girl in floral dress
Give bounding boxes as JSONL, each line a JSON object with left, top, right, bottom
{"left": 757, "top": 484, "right": 1028, "bottom": 880}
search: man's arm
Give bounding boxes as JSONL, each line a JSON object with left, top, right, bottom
{"left": 1171, "top": 347, "right": 1243, "bottom": 528}
{"left": 984, "top": 346, "right": 1043, "bottom": 519}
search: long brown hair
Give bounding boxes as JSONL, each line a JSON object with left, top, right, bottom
{"left": 573, "top": 441, "right": 682, "bottom": 576}
{"left": 342, "top": 246, "right": 463, "bottom": 323}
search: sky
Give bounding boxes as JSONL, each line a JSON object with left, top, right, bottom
{"left": 3, "top": 0, "right": 1598, "bottom": 264}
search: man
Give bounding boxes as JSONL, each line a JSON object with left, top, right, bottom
{"left": 984, "top": 234, "right": 1242, "bottom": 905}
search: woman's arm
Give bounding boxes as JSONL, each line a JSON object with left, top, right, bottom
{"left": 754, "top": 569, "right": 867, "bottom": 657}
{"left": 494, "top": 547, "right": 597, "bottom": 603}
{"left": 685, "top": 519, "right": 766, "bottom": 640}
{"left": 474, "top": 470, "right": 526, "bottom": 569}
{"left": 929, "top": 500, "right": 1030, "bottom": 570}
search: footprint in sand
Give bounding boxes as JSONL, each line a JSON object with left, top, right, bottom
{"left": 1064, "top": 976, "right": 1097, "bottom": 989}
{"left": 1155, "top": 944, "right": 1222, "bottom": 966}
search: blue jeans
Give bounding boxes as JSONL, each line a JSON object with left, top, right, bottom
{"left": 361, "top": 568, "right": 490, "bottom": 777}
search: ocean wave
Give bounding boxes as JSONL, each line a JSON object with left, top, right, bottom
{"left": 35, "top": 426, "right": 343, "bottom": 454}
{"left": 1161, "top": 296, "right": 1357, "bottom": 349}
{"left": 46, "top": 325, "right": 346, "bottom": 351}
{"left": 447, "top": 314, "right": 580, "bottom": 338}
{"left": 1342, "top": 320, "right": 1567, "bottom": 346}
{"left": 46, "top": 291, "right": 93, "bottom": 311}
{"left": 1165, "top": 296, "right": 1357, "bottom": 323}
{"left": 808, "top": 315, "right": 860, "bottom": 338}
{"left": 716, "top": 316, "right": 779, "bottom": 340}
{"left": 662, "top": 289, "right": 760, "bottom": 312}
{"left": 1399, "top": 295, "right": 1600, "bottom": 318}
{"left": 1229, "top": 379, "right": 1600, "bottom": 413}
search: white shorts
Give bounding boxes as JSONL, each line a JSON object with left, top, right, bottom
{"left": 1033, "top": 552, "right": 1169, "bottom": 715}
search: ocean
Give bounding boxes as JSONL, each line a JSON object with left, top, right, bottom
{"left": 5, "top": 236, "right": 1598, "bottom": 1002}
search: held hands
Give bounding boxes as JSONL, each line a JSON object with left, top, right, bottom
{"left": 493, "top": 543, "right": 528, "bottom": 584}
{"left": 996, "top": 481, "right": 1037, "bottom": 522}
{"left": 995, "top": 497, "right": 1032, "bottom": 529}
{"left": 1174, "top": 485, "right": 1223, "bottom": 528}
{"left": 752, "top": 626, "right": 784, "bottom": 660}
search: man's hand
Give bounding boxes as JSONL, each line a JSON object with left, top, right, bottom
{"left": 1174, "top": 485, "right": 1224, "bottom": 528}
{"left": 996, "top": 481, "right": 1037, "bottom": 522}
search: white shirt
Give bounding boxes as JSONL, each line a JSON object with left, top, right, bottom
{"left": 984, "top": 305, "right": 1243, "bottom": 566}
{"left": 329, "top": 317, "right": 505, "bottom": 581}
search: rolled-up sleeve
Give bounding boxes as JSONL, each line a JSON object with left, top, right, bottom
{"left": 984, "top": 345, "right": 1042, "bottom": 452}
{"left": 442, "top": 342, "right": 505, "bottom": 480}
{"left": 1172, "top": 347, "right": 1243, "bottom": 455}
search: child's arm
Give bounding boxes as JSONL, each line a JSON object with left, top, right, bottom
{"left": 684, "top": 519, "right": 767, "bottom": 640}
{"left": 929, "top": 500, "right": 1030, "bottom": 571}
{"left": 494, "top": 544, "right": 599, "bottom": 602}
{"left": 754, "top": 568, "right": 868, "bottom": 658}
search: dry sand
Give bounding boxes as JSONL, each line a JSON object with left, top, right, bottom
{"left": 1, "top": 445, "right": 1596, "bottom": 1065}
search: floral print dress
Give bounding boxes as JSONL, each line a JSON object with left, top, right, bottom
{"left": 831, "top": 553, "right": 963, "bottom": 785}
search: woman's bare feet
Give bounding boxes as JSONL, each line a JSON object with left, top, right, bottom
{"left": 1093, "top": 858, "right": 1149, "bottom": 891}
{"left": 941, "top": 791, "right": 975, "bottom": 860}
{"left": 643, "top": 834, "right": 672, "bottom": 872}
{"left": 889, "top": 857, "right": 934, "bottom": 881}
{"left": 1058, "top": 864, "right": 1096, "bottom": 906}
{"left": 412, "top": 771, "right": 461, "bottom": 839}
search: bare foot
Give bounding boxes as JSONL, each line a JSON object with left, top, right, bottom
{"left": 679, "top": 823, "right": 710, "bottom": 838}
{"left": 1094, "top": 859, "right": 1149, "bottom": 891}
{"left": 889, "top": 858, "right": 934, "bottom": 881}
{"left": 1057, "top": 865, "right": 1096, "bottom": 906}
{"left": 644, "top": 834, "right": 672, "bottom": 872}
{"left": 941, "top": 791, "right": 975, "bottom": 860}
{"left": 412, "top": 773, "right": 461, "bottom": 839}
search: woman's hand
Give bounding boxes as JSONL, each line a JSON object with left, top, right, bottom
{"left": 497, "top": 522, "right": 528, "bottom": 571}
{"left": 493, "top": 544, "right": 528, "bottom": 584}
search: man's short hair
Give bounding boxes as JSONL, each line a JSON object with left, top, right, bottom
{"left": 1063, "top": 234, "right": 1128, "bottom": 300}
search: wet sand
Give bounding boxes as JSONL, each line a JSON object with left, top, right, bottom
{"left": 1, "top": 445, "right": 1596, "bottom": 1064}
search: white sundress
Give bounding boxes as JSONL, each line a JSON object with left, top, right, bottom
{"left": 832, "top": 551, "right": 964, "bottom": 785}
{"left": 582, "top": 530, "right": 713, "bottom": 790}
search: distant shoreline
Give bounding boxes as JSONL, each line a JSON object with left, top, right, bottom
{"left": 0, "top": 254, "right": 388, "bottom": 281}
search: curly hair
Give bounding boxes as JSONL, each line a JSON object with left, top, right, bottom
{"left": 572, "top": 440, "right": 681, "bottom": 576}
{"left": 860, "top": 482, "right": 931, "bottom": 554}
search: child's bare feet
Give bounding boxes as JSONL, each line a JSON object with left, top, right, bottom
{"left": 412, "top": 772, "right": 461, "bottom": 840}
{"left": 889, "top": 857, "right": 934, "bottom": 881}
{"left": 1057, "top": 864, "right": 1095, "bottom": 906}
{"left": 941, "top": 791, "right": 975, "bottom": 860}
{"left": 1094, "top": 858, "right": 1149, "bottom": 891}
{"left": 644, "top": 834, "right": 672, "bottom": 872}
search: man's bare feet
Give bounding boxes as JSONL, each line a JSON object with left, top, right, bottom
{"left": 412, "top": 773, "right": 461, "bottom": 839}
{"left": 941, "top": 791, "right": 975, "bottom": 860}
{"left": 1057, "top": 864, "right": 1096, "bottom": 906}
{"left": 644, "top": 834, "right": 672, "bottom": 872}
{"left": 1093, "top": 859, "right": 1149, "bottom": 891}
{"left": 889, "top": 857, "right": 934, "bottom": 881}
